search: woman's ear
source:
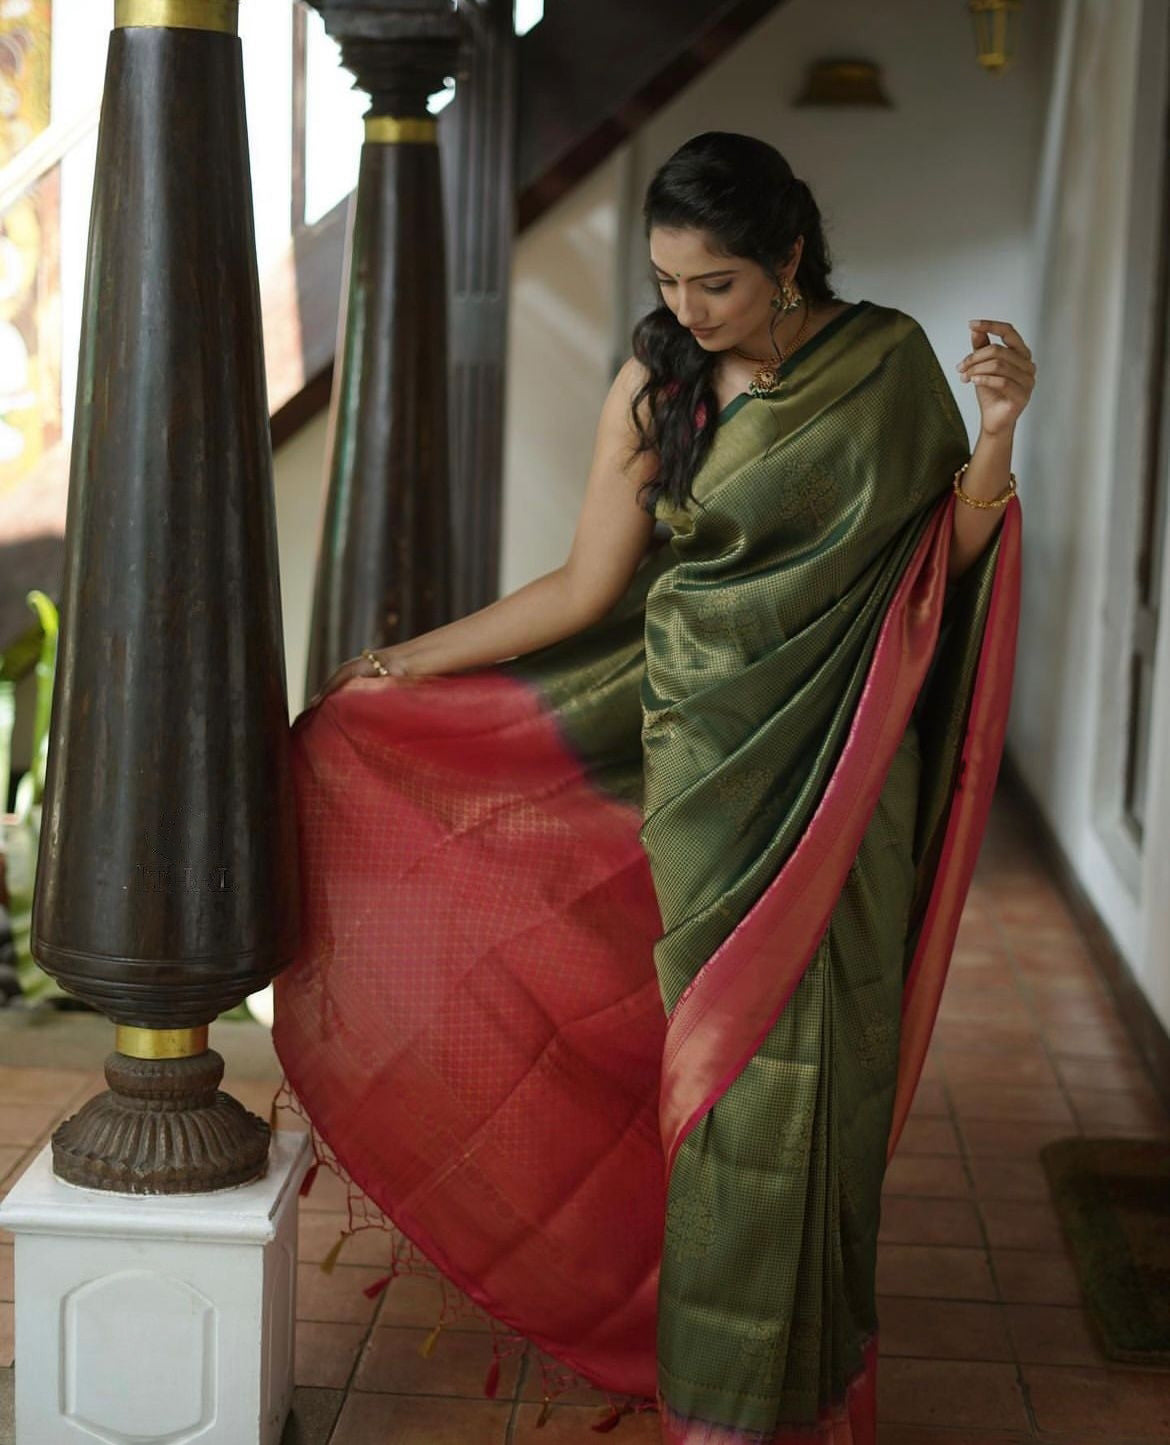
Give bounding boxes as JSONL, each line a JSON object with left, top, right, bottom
{"left": 774, "top": 245, "right": 803, "bottom": 288}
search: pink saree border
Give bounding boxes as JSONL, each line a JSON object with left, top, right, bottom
{"left": 887, "top": 497, "right": 1021, "bottom": 1155}
{"left": 659, "top": 495, "right": 1022, "bottom": 1173}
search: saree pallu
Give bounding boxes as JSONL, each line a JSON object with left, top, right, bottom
{"left": 273, "top": 299, "right": 1022, "bottom": 1443}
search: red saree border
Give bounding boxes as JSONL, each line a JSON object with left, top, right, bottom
{"left": 658, "top": 1334, "right": 877, "bottom": 1445}
{"left": 887, "top": 498, "right": 1021, "bottom": 1156}
{"left": 659, "top": 495, "right": 1021, "bottom": 1173}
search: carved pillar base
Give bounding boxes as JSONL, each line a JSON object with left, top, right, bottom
{"left": 52, "top": 1029, "right": 269, "bottom": 1194}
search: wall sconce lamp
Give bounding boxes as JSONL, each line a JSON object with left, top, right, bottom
{"left": 969, "top": 0, "right": 1022, "bottom": 74}
{"left": 793, "top": 60, "right": 892, "bottom": 108}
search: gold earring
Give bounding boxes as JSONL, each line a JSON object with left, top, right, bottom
{"left": 780, "top": 278, "right": 802, "bottom": 312}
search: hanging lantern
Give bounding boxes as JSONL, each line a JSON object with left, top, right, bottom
{"left": 969, "top": 0, "right": 1022, "bottom": 74}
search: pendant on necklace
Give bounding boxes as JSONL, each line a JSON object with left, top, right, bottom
{"left": 747, "top": 365, "right": 781, "bottom": 398}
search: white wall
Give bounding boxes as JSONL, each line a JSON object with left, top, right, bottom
{"left": 500, "top": 155, "right": 626, "bottom": 592}
{"left": 499, "top": 0, "right": 1059, "bottom": 582}
{"left": 273, "top": 411, "right": 330, "bottom": 719}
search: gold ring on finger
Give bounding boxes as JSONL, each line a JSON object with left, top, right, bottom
{"left": 361, "top": 647, "right": 390, "bottom": 677}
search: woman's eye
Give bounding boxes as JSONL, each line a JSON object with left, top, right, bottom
{"left": 654, "top": 276, "right": 731, "bottom": 294}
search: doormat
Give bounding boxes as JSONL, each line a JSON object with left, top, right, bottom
{"left": 1040, "top": 1136, "right": 1170, "bottom": 1366}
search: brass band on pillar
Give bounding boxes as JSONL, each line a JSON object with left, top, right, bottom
{"left": 364, "top": 116, "right": 438, "bottom": 145}
{"left": 114, "top": 0, "right": 239, "bottom": 32}
{"left": 115, "top": 1026, "right": 210, "bottom": 1061}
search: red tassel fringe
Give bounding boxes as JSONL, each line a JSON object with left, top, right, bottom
{"left": 362, "top": 1274, "right": 393, "bottom": 1301}
{"left": 483, "top": 1358, "right": 501, "bottom": 1399}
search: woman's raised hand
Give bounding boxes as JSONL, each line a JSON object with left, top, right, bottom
{"left": 306, "top": 645, "right": 415, "bottom": 710}
{"left": 956, "top": 319, "right": 1036, "bottom": 437}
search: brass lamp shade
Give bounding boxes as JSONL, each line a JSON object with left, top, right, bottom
{"left": 793, "top": 61, "right": 892, "bottom": 109}
{"left": 969, "top": 0, "right": 1022, "bottom": 74}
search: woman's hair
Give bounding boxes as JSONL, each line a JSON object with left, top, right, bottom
{"left": 630, "top": 132, "right": 837, "bottom": 514}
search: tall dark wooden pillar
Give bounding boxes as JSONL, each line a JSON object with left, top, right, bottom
{"left": 30, "top": 0, "right": 298, "bottom": 1193}
{"left": 304, "top": 2, "right": 464, "bottom": 697}
{"left": 440, "top": 0, "right": 516, "bottom": 617}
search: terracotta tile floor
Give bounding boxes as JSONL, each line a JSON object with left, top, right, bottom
{"left": 1, "top": 787, "right": 1169, "bottom": 1444}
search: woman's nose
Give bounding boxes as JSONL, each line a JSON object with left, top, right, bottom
{"left": 675, "top": 291, "right": 705, "bottom": 327}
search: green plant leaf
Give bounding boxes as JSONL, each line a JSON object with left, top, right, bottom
{"left": 25, "top": 591, "right": 59, "bottom": 806}
{"left": 0, "top": 676, "right": 13, "bottom": 813}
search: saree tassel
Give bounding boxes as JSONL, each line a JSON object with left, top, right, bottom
{"left": 361, "top": 1273, "right": 393, "bottom": 1301}
{"left": 319, "top": 1231, "right": 347, "bottom": 1274}
{"left": 483, "top": 1357, "right": 501, "bottom": 1399}
{"left": 535, "top": 1397, "right": 553, "bottom": 1428}
{"left": 591, "top": 1406, "right": 625, "bottom": 1433}
{"left": 298, "top": 1161, "right": 320, "bottom": 1198}
{"left": 419, "top": 1322, "right": 443, "bottom": 1358}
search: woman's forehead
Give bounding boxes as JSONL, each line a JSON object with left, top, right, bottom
{"left": 648, "top": 229, "right": 742, "bottom": 278}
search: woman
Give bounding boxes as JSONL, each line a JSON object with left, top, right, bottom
{"left": 274, "top": 131, "right": 1031, "bottom": 1443}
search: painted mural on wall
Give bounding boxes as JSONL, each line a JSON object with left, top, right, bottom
{"left": 0, "top": 0, "right": 59, "bottom": 498}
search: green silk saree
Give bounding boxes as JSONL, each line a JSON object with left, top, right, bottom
{"left": 275, "top": 299, "right": 1021, "bottom": 1443}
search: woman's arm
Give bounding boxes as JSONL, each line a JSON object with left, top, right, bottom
{"left": 310, "top": 359, "right": 657, "bottom": 701}
{"left": 947, "top": 426, "right": 1014, "bottom": 581}
{"left": 949, "top": 318, "right": 1034, "bottom": 581}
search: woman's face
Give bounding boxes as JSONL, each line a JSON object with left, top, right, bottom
{"left": 648, "top": 226, "right": 801, "bottom": 352}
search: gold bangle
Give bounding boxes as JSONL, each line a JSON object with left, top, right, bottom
{"left": 953, "top": 462, "right": 1017, "bottom": 510}
{"left": 361, "top": 647, "right": 390, "bottom": 677}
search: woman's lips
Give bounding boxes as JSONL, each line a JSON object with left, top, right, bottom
{"left": 690, "top": 325, "right": 720, "bottom": 337}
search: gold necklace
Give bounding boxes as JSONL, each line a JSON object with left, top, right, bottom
{"left": 732, "top": 304, "right": 813, "bottom": 397}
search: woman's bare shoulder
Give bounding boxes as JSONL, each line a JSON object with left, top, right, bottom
{"left": 603, "top": 357, "right": 654, "bottom": 436}
{"left": 612, "top": 355, "right": 651, "bottom": 397}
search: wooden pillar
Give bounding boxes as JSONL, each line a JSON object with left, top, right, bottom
{"left": 304, "top": 1, "right": 464, "bottom": 697}
{"left": 440, "top": 0, "right": 516, "bottom": 617}
{"left": 31, "top": 0, "right": 298, "bottom": 1193}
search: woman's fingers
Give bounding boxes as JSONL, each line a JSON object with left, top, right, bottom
{"left": 957, "top": 318, "right": 1036, "bottom": 391}
{"left": 960, "top": 358, "right": 1034, "bottom": 385}
{"left": 968, "top": 318, "right": 1032, "bottom": 359}
{"left": 305, "top": 659, "right": 361, "bottom": 709}
{"left": 304, "top": 653, "right": 417, "bottom": 711}
{"left": 970, "top": 374, "right": 1030, "bottom": 400}
{"left": 961, "top": 342, "right": 1036, "bottom": 371}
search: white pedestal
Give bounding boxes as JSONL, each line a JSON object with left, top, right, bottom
{"left": 0, "top": 1128, "right": 312, "bottom": 1445}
